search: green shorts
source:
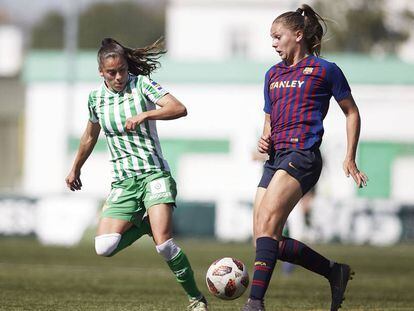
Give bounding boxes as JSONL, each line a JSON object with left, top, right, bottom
{"left": 101, "top": 171, "right": 177, "bottom": 227}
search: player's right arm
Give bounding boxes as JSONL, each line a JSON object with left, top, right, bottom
{"left": 65, "top": 120, "right": 101, "bottom": 191}
{"left": 257, "top": 113, "right": 271, "bottom": 154}
{"left": 258, "top": 68, "right": 272, "bottom": 154}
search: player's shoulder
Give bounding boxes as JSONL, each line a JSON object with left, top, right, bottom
{"left": 310, "top": 55, "right": 341, "bottom": 71}
{"left": 87, "top": 84, "right": 104, "bottom": 105}
{"left": 135, "top": 74, "right": 165, "bottom": 94}
{"left": 265, "top": 62, "right": 283, "bottom": 79}
{"left": 134, "top": 74, "right": 150, "bottom": 85}
{"left": 134, "top": 74, "right": 155, "bottom": 90}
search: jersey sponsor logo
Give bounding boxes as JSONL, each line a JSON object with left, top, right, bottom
{"left": 149, "top": 179, "right": 170, "bottom": 200}
{"left": 150, "top": 178, "right": 167, "bottom": 194}
{"left": 269, "top": 80, "right": 304, "bottom": 89}
{"left": 303, "top": 67, "right": 314, "bottom": 75}
{"left": 290, "top": 137, "right": 299, "bottom": 143}
{"left": 148, "top": 191, "right": 172, "bottom": 201}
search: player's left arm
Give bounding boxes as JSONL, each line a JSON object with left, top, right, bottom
{"left": 125, "top": 94, "right": 187, "bottom": 131}
{"left": 337, "top": 95, "right": 368, "bottom": 188}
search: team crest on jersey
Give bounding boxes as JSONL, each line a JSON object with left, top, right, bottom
{"left": 150, "top": 80, "right": 163, "bottom": 91}
{"left": 303, "top": 67, "right": 313, "bottom": 75}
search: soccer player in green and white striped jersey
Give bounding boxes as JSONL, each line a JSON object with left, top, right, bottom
{"left": 65, "top": 38, "right": 208, "bottom": 311}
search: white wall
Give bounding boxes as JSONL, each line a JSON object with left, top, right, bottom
{"left": 0, "top": 26, "right": 23, "bottom": 76}
{"left": 166, "top": 0, "right": 300, "bottom": 61}
{"left": 23, "top": 83, "right": 70, "bottom": 195}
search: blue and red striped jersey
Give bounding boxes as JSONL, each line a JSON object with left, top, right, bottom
{"left": 263, "top": 55, "right": 351, "bottom": 150}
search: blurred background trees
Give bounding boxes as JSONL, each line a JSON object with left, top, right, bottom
{"left": 31, "top": 11, "right": 64, "bottom": 49}
{"left": 314, "top": 0, "right": 411, "bottom": 54}
{"left": 31, "top": 1, "right": 165, "bottom": 49}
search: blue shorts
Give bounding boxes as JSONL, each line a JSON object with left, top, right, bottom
{"left": 258, "top": 147, "right": 322, "bottom": 195}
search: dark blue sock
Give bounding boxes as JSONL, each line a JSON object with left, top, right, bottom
{"left": 249, "top": 237, "right": 279, "bottom": 301}
{"left": 278, "top": 237, "right": 332, "bottom": 278}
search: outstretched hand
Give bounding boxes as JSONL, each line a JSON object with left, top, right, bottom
{"left": 65, "top": 170, "right": 82, "bottom": 191}
{"left": 343, "top": 158, "right": 368, "bottom": 188}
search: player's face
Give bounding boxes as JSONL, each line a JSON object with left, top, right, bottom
{"left": 99, "top": 56, "right": 128, "bottom": 92}
{"left": 270, "top": 22, "right": 303, "bottom": 64}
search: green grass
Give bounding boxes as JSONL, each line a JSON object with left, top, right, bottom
{"left": 0, "top": 237, "right": 413, "bottom": 310}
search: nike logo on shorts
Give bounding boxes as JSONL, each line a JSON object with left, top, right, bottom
{"left": 288, "top": 162, "right": 298, "bottom": 170}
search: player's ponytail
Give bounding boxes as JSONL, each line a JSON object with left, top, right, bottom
{"left": 273, "top": 4, "right": 326, "bottom": 56}
{"left": 97, "top": 37, "right": 166, "bottom": 76}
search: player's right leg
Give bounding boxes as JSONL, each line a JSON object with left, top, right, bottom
{"left": 94, "top": 177, "right": 151, "bottom": 257}
{"left": 95, "top": 217, "right": 150, "bottom": 257}
{"left": 243, "top": 170, "right": 303, "bottom": 311}
{"left": 257, "top": 190, "right": 330, "bottom": 279}
{"left": 253, "top": 187, "right": 266, "bottom": 243}
{"left": 95, "top": 217, "right": 133, "bottom": 256}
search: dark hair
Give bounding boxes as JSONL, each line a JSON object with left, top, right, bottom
{"left": 273, "top": 4, "right": 326, "bottom": 56}
{"left": 97, "top": 38, "right": 166, "bottom": 76}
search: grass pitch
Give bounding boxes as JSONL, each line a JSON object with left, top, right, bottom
{"left": 0, "top": 236, "right": 413, "bottom": 310}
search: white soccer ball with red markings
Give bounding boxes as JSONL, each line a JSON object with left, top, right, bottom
{"left": 205, "top": 257, "right": 249, "bottom": 300}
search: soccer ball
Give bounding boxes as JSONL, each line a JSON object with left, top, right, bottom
{"left": 205, "top": 257, "right": 249, "bottom": 300}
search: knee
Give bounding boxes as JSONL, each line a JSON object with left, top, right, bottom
{"left": 95, "top": 233, "right": 121, "bottom": 257}
{"left": 155, "top": 238, "right": 181, "bottom": 261}
{"left": 256, "top": 211, "right": 285, "bottom": 239}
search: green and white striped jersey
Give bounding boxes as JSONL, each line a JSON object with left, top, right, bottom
{"left": 88, "top": 74, "right": 170, "bottom": 181}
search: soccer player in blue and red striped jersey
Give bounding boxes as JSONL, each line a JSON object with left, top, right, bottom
{"left": 242, "top": 4, "right": 368, "bottom": 311}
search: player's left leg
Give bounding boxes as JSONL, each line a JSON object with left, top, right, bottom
{"left": 278, "top": 236, "right": 332, "bottom": 277}
{"left": 280, "top": 226, "right": 295, "bottom": 276}
{"left": 148, "top": 203, "right": 207, "bottom": 310}
{"left": 276, "top": 216, "right": 354, "bottom": 309}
